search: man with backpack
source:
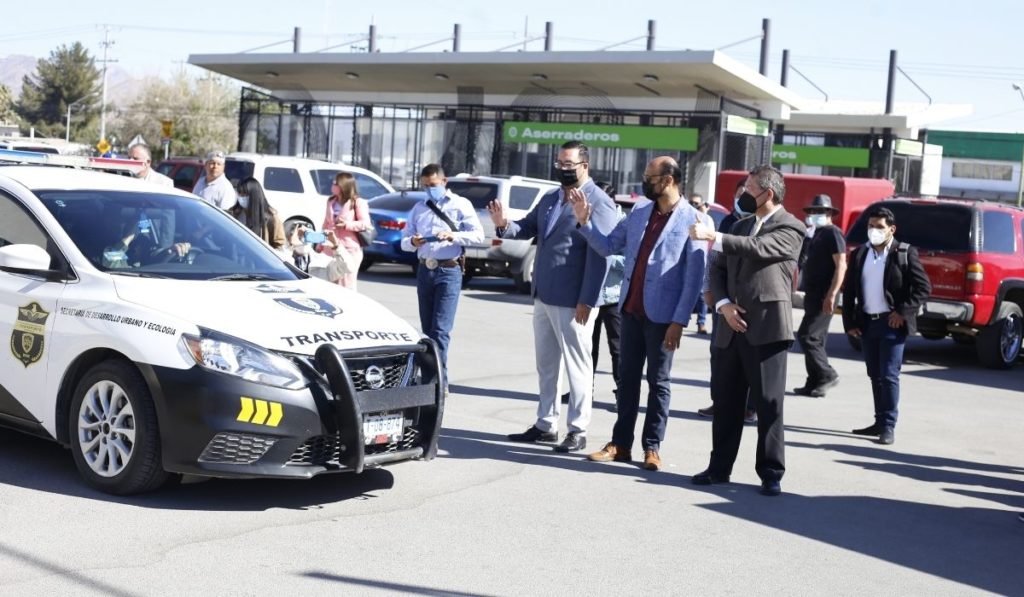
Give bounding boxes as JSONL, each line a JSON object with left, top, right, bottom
{"left": 842, "top": 206, "right": 931, "bottom": 445}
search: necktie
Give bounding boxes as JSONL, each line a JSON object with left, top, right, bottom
{"left": 545, "top": 200, "right": 567, "bottom": 238}
{"left": 750, "top": 217, "right": 763, "bottom": 236}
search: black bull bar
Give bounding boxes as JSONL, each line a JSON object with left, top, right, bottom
{"left": 303, "top": 338, "right": 446, "bottom": 474}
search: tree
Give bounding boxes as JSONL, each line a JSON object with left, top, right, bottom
{"left": 16, "top": 42, "right": 101, "bottom": 139}
{"left": 110, "top": 71, "right": 238, "bottom": 158}
{"left": 0, "top": 83, "right": 18, "bottom": 125}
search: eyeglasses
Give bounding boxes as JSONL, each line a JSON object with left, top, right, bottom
{"left": 642, "top": 174, "right": 668, "bottom": 183}
{"left": 553, "top": 161, "right": 586, "bottom": 170}
{"left": 689, "top": 202, "right": 703, "bottom": 208}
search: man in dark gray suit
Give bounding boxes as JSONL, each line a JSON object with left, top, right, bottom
{"left": 488, "top": 141, "right": 617, "bottom": 453}
{"left": 688, "top": 165, "right": 804, "bottom": 496}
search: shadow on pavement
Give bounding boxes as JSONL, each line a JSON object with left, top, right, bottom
{"left": 0, "top": 429, "right": 395, "bottom": 511}
{"left": 299, "top": 571, "right": 497, "bottom": 597}
{"left": 450, "top": 384, "right": 707, "bottom": 422}
{"left": 461, "top": 290, "right": 533, "bottom": 306}
{"left": 440, "top": 428, "right": 1024, "bottom": 595}
{"left": 0, "top": 540, "right": 141, "bottom": 597}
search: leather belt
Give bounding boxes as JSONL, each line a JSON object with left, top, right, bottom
{"left": 863, "top": 311, "right": 890, "bottom": 320}
{"left": 420, "top": 258, "right": 460, "bottom": 270}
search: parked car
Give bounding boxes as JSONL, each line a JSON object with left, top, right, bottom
{"left": 446, "top": 174, "right": 559, "bottom": 293}
{"left": 845, "top": 198, "right": 1024, "bottom": 368}
{"left": 154, "top": 157, "right": 204, "bottom": 192}
{"left": 361, "top": 191, "right": 427, "bottom": 273}
{"left": 222, "top": 153, "right": 394, "bottom": 232}
{"left": 0, "top": 163, "right": 443, "bottom": 494}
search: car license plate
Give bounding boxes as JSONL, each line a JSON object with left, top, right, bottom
{"left": 363, "top": 413, "right": 404, "bottom": 445}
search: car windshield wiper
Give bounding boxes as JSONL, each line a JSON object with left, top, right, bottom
{"left": 108, "top": 271, "right": 172, "bottom": 279}
{"left": 209, "top": 273, "right": 282, "bottom": 281}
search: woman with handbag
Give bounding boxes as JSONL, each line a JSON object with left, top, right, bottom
{"left": 321, "top": 173, "right": 371, "bottom": 289}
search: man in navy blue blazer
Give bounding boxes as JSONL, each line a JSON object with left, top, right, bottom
{"left": 569, "top": 156, "right": 706, "bottom": 470}
{"left": 488, "top": 141, "right": 617, "bottom": 453}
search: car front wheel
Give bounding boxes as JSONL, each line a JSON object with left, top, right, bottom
{"left": 976, "top": 302, "right": 1023, "bottom": 369}
{"left": 69, "top": 360, "right": 168, "bottom": 494}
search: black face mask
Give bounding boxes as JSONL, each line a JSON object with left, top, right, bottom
{"left": 641, "top": 180, "right": 660, "bottom": 201}
{"left": 737, "top": 190, "right": 767, "bottom": 214}
{"left": 557, "top": 167, "right": 580, "bottom": 187}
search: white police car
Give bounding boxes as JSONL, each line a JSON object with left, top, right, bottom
{"left": 0, "top": 151, "right": 444, "bottom": 495}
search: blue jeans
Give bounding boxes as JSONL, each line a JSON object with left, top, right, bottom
{"left": 612, "top": 313, "right": 674, "bottom": 451}
{"left": 861, "top": 317, "right": 907, "bottom": 429}
{"left": 416, "top": 264, "right": 462, "bottom": 369}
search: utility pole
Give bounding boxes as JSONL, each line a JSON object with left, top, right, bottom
{"left": 98, "top": 25, "right": 117, "bottom": 147}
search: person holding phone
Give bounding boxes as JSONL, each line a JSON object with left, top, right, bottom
{"left": 322, "top": 173, "right": 370, "bottom": 289}
{"left": 400, "top": 164, "right": 483, "bottom": 374}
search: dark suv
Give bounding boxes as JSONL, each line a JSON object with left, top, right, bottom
{"left": 847, "top": 199, "right": 1024, "bottom": 368}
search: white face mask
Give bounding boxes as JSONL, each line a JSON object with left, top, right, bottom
{"left": 806, "top": 214, "right": 829, "bottom": 228}
{"left": 237, "top": 194, "right": 250, "bottom": 209}
{"left": 867, "top": 228, "right": 889, "bottom": 246}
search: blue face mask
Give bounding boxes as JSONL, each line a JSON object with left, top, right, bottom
{"left": 426, "top": 185, "right": 446, "bottom": 201}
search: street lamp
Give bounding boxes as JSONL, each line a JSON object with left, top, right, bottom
{"left": 1014, "top": 84, "right": 1024, "bottom": 207}
{"left": 65, "top": 92, "right": 98, "bottom": 143}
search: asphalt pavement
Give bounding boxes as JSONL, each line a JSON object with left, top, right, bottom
{"left": 0, "top": 264, "right": 1021, "bottom": 596}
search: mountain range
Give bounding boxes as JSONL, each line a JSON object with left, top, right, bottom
{"left": 1, "top": 54, "right": 143, "bottom": 106}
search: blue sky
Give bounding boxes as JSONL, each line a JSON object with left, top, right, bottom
{"left": 3, "top": 0, "right": 1022, "bottom": 132}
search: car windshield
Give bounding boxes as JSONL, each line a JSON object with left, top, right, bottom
{"left": 37, "top": 190, "right": 301, "bottom": 281}
{"left": 445, "top": 181, "right": 499, "bottom": 210}
{"left": 847, "top": 202, "right": 974, "bottom": 252}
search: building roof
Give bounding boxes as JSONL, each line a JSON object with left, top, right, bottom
{"left": 189, "top": 49, "right": 972, "bottom": 134}
{"left": 927, "top": 130, "right": 1024, "bottom": 161}
{"left": 190, "top": 50, "right": 806, "bottom": 117}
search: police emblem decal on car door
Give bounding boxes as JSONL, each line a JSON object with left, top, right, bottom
{"left": 10, "top": 302, "right": 50, "bottom": 367}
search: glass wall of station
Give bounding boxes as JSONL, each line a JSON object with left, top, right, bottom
{"left": 238, "top": 88, "right": 770, "bottom": 193}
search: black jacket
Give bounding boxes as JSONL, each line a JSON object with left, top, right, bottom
{"left": 841, "top": 240, "right": 931, "bottom": 335}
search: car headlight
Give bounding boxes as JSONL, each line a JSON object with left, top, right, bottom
{"left": 179, "top": 329, "right": 307, "bottom": 390}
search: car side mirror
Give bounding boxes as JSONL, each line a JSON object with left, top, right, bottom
{"left": 0, "top": 244, "right": 67, "bottom": 281}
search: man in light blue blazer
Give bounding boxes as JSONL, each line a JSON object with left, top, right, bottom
{"left": 569, "top": 156, "right": 706, "bottom": 470}
{"left": 488, "top": 141, "right": 617, "bottom": 453}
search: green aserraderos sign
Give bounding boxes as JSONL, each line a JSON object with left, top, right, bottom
{"left": 503, "top": 121, "right": 698, "bottom": 151}
{"left": 772, "top": 144, "right": 870, "bottom": 168}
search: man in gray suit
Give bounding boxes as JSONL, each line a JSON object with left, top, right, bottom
{"left": 488, "top": 141, "right": 617, "bottom": 453}
{"left": 688, "top": 165, "right": 804, "bottom": 496}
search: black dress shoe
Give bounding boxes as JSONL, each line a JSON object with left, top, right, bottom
{"left": 877, "top": 427, "right": 895, "bottom": 445}
{"left": 691, "top": 469, "right": 730, "bottom": 485}
{"left": 760, "top": 479, "right": 782, "bottom": 496}
{"left": 508, "top": 425, "right": 557, "bottom": 443}
{"left": 852, "top": 423, "right": 882, "bottom": 436}
{"left": 792, "top": 384, "right": 815, "bottom": 396}
{"left": 554, "top": 431, "right": 586, "bottom": 453}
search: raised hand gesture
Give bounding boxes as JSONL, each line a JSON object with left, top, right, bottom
{"left": 487, "top": 199, "right": 507, "bottom": 228}
{"left": 567, "top": 187, "right": 590, "bottom": 225}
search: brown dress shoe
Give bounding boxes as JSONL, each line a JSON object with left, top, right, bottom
{"left": 643, "top": 450, "right": 661, "bottom": 471}
{"left": 588, "top": 442, "right": 632, "bottom": 463}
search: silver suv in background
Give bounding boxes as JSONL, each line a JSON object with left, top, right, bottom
{"left": 446, "top": 174, "right": 559, "bottom": 293}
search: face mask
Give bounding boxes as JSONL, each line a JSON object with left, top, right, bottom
{"left": 557, "top": 167, "right": 580, "bottom": 187}
{"left": 867, "top": 228, "right": 889, "bottom": 246}
{"left": 733, "top": 195, "right": 748, "bottom": 216}
{"left": 806, "top": 214, "right": 828, "bottom": 228}
{"left": 641, "top": 180, "right": 660, "bottom": 201}
{"left": 425, "top": 185, "right": 446, "bottom": 201}
{"left": 736, "top": 190, "right": 766, "bottom": 214}
{"left": 237, "top": 194, "right": 250, "bottom": 209}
